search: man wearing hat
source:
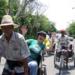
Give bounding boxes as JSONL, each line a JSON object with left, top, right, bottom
{"left": 0, "top": 15, "right": 30, "bottom": 75}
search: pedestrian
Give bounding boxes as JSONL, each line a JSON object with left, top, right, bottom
{"left": 0, "top": 15, "right": 30, "bottom": 75}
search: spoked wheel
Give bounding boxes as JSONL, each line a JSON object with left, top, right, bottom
{"left": 70, "top": 52, "right": 75, "bottom": 67}
{"left": 73, "top": 54, "right": 75, "bottom": 67}
{"left": 38, "top": 68, "right": 42, "bottom": 75}
{"left": 38, "top": 66, "right": 47, "bottom": 75}
{"left": 54, "top": 54, "right": 60, "bottom": 68}
{"left": 59, "top": 55, "right": 65, "bottom": 75}
{"left": 54, "top": 55, "right": 57, "bottom": 68}
{"left": 74, "top": 60, "right": 75, "bottom": 67}
{"left": 43, "top": 66, "right": 47, "bottom": 75}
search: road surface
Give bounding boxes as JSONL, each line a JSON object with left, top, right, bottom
{"left": 43, "top": 55, "right": 75, "bottom": 75}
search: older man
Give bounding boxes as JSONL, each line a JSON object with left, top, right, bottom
{"left": 0, "top": 15, "right": 30, "bottom": 75}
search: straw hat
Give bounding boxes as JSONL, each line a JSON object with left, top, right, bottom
{"left": 0, "top": 15, "right": 19, "bottom": 29}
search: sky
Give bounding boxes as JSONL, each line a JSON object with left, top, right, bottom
{"left": 39, "top": 0, "right": 75, "bottom": 30}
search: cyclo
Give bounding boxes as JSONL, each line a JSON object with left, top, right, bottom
{"left": 54, "top": 29, "right": 75, "bottom": 70}
{"left": 54, "top": 43, "right": 75, "bottom": 70}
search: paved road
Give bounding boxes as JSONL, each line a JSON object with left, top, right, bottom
{"left": 43, "top": 55, "right": 75, "bottom": 75}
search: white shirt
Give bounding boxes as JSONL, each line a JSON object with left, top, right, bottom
{"left": 0, "top": 32, "right": 30, "bottom": 61}
{"left": 56, "top": 35, "right": 69, "bottom": 50}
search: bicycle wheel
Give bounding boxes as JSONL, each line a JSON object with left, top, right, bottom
{"left": 43, "top": 66, "right": 47, "bottom": 75}
{"left": 59, "top": 55, "right": 64, "bottom": 75}
{"left": 73, "top": 54, "right": 75, "bottom": 67}
{"left": 54, "top": 54, "right": 57, "bottom": 68}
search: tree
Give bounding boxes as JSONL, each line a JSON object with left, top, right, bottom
{"left": 8, "top": 0, "right": 35, "bottom": 17}
{"left": 37, "top": 15, "right": 56, "bottom": 32}
{"left": 67, "top": 21, "right": 75, "bottom": 38}
{"left": 0, "top": 0, "right": 8, "bottom": 22}
{"left": 15, "top": 14, "right": 57, "bottom": 38}
{"left": 0, "top": 0, "right": 57, "bottom": 38}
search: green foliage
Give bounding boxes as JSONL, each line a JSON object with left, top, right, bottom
{"left": 14, "top": 14, "right": 57, "bottom": 38}
{"left": 0, "top": 0, "right": 8, "bottom": 22}
{"left": 0, "top": 0, "right": 57, "bottom": 38}
{"left": 37, "top": 15, "right": 57, "bottom": 32}
{"left": 67, "top": 21, "right": 75, "bottom": 38}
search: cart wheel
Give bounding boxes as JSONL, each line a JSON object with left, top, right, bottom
{"left": 73, "top": 55, "right": 75, "bottom": 67}
{"left": 38, "top": 68, "right": 43, "bottom": 75}
{"left": 43, "top": 66, "right": 47, "bottom": 75}
{"left": 54, "top": 54, "right": 58, "bottom": 68}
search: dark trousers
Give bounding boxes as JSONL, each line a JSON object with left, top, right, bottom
{"left": 2, "top": 60, "right": 24, "bottom": 75}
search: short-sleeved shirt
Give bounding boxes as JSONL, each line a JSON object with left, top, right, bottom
{"left": 59, "top": 36, "right": 69, "bottom": 46}
{"left": 26, "top": 39, "right": 45, "bottom": 60}
{"left": 0, "top": 32, "right": 30, "bottom": 61}
{"left": 57, "top": 35, "right": 69, "bottom": 50}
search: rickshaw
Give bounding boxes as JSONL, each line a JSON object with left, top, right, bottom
{"left": 54, "top": 43, "right": 75, "bottom": 75}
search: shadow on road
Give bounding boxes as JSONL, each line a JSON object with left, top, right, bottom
{"left": 68, "top": 65, "right": 75, "bottom": 70}
{"left": 55, "top": 65, "right": 75, "bottom": 75}
{"left": 54, "top": 62, "right": 75, "bottom": 70}
{"left": 56, "top": 69, "right": 70, "bottom": 75}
